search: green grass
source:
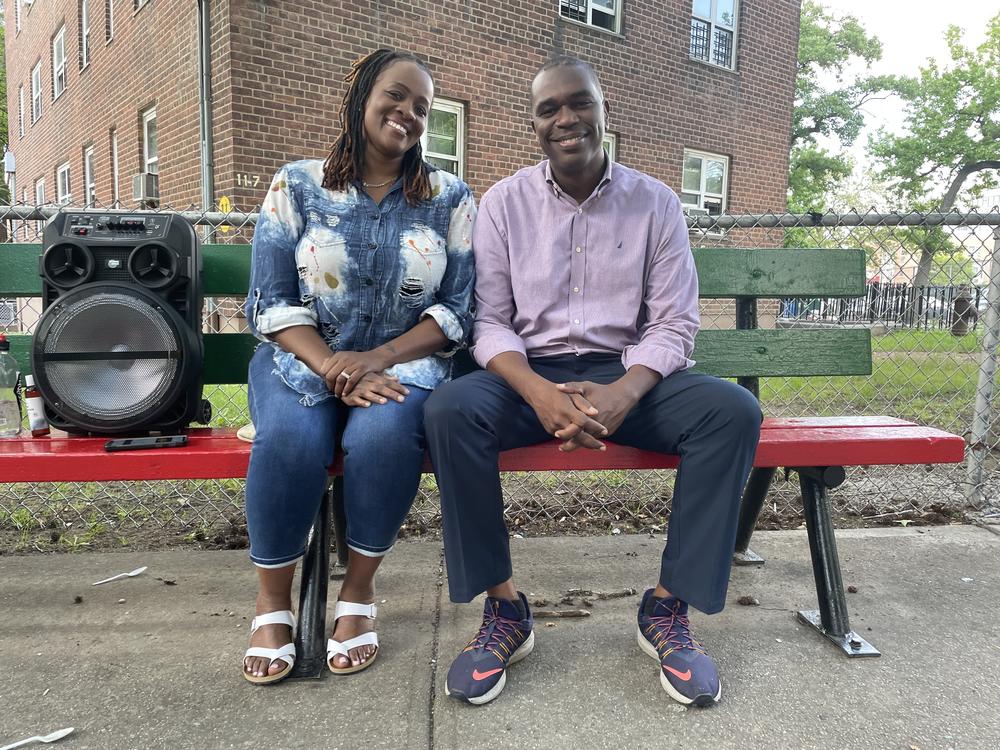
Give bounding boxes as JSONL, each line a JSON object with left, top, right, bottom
{"left": 872, "top": 329, "right": 982, "bottom": 354}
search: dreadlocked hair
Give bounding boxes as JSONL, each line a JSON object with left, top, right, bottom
{"left": 322, "top": 48, "right": 434, "bottom": 206}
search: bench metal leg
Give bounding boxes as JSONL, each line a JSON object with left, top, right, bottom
{"left": 796, "top": 468, "right": 879, "bottom": 657}
{"left": 732, "top": 467, "right": 775, "bottom": 566}
{"left": 331, "top": 475, "right": 348, "bottom": 574}
{"left": 289, "top": 486, "right": 332, "bottom": 678}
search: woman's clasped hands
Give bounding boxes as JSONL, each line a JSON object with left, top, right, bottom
{"left": 319, "top": 350, "right": 410, "bottom": 407}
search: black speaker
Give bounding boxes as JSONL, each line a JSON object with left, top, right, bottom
{"left": 31, "top": 211, "right": 209, "bottom": 435}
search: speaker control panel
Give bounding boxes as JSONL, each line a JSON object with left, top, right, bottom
{"left": 62, "top": 213, "right": 170, "bottom": 240}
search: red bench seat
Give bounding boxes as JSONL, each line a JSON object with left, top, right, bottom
{"left": 0, "top": 416, "right": 965, "bottom": 483}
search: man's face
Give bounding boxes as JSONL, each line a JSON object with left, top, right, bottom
{"left": 530, "top": 65, "right": 608, "bottom": 176}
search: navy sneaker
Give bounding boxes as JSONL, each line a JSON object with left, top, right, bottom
{"left": 445, "top": 592, "right": 534, "bottom": 705}
{"left": 637, "top": 588, "right": 721, "bottom": 706}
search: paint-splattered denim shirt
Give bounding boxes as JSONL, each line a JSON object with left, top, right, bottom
{"left": 246, "top": 159, "right": 476, "bottom": 404}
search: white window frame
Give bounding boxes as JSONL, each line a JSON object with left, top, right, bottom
{"left": 110, "top": 128, "right": 120, "bottom": 205}
{"left": 52, "top": 26, "right": 67, "bottom": 99}
{"left": 603, "top": 132, "right": 617, "bottom": 162}
{"left": 106, "top": 0, "right": 115, "bottom": 41}
{"left": 420, "top": 98, "right": 465, "bottom": 179}
{"left": 20, "top": 188, "right": 29, "bottom": 240}
{"left": 559, "top": 0, "right": 622, "bottom": 34}
{"left": 81, "top": 0, "right": 91, "bottom": 69}
{"left": 31, "top": 63, "right": 43, "bottom": 122}
{"left": 680, "top": 149, "right": 729, "bottom": 216}
{"left": 142, "top": 107, "right": 158, "bottom": 175}
{"left": 690, "top": 0, "right": 738, "bottom": 70}
{"left": 18, "top": 86, "right": 25, "bottom": 138}
{"left": 15, "top": 0, "right": 22, "bottom": 33}
{"left": 84, "top": 146, "right": 96, "bottom": 205}
{"left": 56, "top": 162, "right": 72, "bottom": 205}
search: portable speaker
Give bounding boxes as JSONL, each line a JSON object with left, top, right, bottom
{"left": 31, "top": 211, "right": 209, "bottom": 435}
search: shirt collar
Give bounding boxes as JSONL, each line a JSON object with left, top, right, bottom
{"left": 543, "top": 153, "right": 614, "bottom": 200}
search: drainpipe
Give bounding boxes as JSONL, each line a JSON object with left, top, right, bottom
{"left": 197, "top": 0, "right": 216, "bottom": 242}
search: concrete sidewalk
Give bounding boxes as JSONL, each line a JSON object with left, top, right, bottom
{"left": 1, "top": 526, "right": 998, "bottom": 750}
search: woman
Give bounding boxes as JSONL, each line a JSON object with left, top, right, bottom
{"left": 241, "top": 48, "right": 475, "bottom": 684}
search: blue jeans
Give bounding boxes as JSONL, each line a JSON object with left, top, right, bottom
{"left": 245, "top": 344, "right": 430, "bottom": 567}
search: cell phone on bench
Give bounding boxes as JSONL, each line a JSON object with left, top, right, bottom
{"left": 104, "top": 435, "right": 188, "bottom": 452}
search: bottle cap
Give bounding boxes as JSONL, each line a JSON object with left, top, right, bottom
{"left": 25, "top": 374, "right": 35, "bottom": 387}
{"left": 0, "top": 334, "right": 8, "bottom": 351}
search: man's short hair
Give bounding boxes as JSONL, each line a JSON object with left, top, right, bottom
{"left": 533, "top": 55, "right": 604, "bottom": 98}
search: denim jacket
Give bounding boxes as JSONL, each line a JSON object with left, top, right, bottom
{"left": 245, "top": 159, "right": 477, "bottom": 405}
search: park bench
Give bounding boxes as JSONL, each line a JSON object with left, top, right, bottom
{"left": 0, "top": 238, "right": 965, "bottom": 677}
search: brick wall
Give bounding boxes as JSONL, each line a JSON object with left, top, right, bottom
{"left": 4, "top": 0, "right": 231, "bottom": 213}
{"left": 5, "top": 0, "right": 800, "bottom": 214}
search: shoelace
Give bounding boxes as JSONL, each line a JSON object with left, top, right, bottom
{"left": 646, "top": 609, "right": 706, "bottom": 657}
{"left": 466, "top": 605, "right": 523, "bottom": 659}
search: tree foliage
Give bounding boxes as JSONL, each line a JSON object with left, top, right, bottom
{"left": 788, "top": 1, "right": 884, "bottom": 213}
{"left": 870, "top": 13, "right": 1000, "bottom": 210}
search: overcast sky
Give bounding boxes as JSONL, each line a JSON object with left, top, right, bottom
{"left": 813, "top": 1, "right": 996, "bottom": 203}
{"left": 816, "top": 0, "right": 995, "bottom": 146}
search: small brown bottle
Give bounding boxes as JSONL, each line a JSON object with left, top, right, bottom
{"left": 23, "top": 375, "right": 51, "bottom": 438}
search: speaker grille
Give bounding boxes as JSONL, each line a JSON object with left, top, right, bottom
{"left": 42, "top": 291, "right": 181, "bottom": 421}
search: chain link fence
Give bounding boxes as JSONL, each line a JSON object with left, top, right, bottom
{"left": 2, "top": 203, "right": 1000, "bottom": 552}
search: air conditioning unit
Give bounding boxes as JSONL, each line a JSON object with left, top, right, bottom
{"left": 133, "top": 172, "right": 159, "bottom": 203}
{"left": 683, "top": 206, "right": 710, "bottom": 217}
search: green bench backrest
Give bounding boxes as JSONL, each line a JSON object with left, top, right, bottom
{"left": 0, "top": 244, "right": 871, "bottom": 382}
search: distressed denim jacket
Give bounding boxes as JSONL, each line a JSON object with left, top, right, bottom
{"left": 245, "top": 159, "right": 477, "bottom": 405}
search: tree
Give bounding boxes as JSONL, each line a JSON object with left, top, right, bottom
{"left": 870, "top": 13, "right": 1000, "bottom": 288}
{"left": 788, "top": 1, "right": 884, "bottom": 213}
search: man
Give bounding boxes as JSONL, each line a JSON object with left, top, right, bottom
{"left": 423, "top": 56, "right": 761, "bottom": 707}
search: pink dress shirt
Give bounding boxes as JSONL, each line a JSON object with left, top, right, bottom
{"left": 471, "top": 159, "right": 700, "bottom": 378}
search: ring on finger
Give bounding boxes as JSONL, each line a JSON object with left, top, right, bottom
{"left": 338, "top": 371, "right": 352, "bottom": 380}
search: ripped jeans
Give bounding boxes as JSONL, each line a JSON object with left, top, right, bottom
{"left": 245, "top": 344, "right": 430, "bottom": 568}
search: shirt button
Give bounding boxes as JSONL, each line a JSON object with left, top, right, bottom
{"left": 573, "top": 318, "right": 580, "bottom": 325}
{"left": 573, "top": 287, "right": 580, "bottom": 293}
{"left": 368, "top": 242, "right": 377, "bottom": 249}
{"left": 361, "top": 314, "right": 372, "bottom": 322}
{"left": 575, "top": 246, "right": 582, "bottom": 253}
{"left": 364, "top": 278, "right": 374, "bottom": 286}
{"left": 369, "top": 214, "right": 378, "bottom": 221}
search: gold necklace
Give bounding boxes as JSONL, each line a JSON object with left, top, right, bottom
{"left": 362, "top": 176, "right": 397, "bottom": 189}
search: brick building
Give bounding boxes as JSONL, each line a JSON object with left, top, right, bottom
{"left": 5, "top": 0, "right": 800, "bottom": 219}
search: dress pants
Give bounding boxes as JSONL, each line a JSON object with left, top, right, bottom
{"left": 423, "top": 354, "right": 762, "bottom": 614}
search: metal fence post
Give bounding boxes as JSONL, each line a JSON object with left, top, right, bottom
{"left": 966, "top": 227, "right": 1000, "bottom": 508}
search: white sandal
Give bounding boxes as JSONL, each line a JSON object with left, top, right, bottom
{"left": 243, "top": 610, "right": 296, "bottom": 685}
{"left": 327, "top": 600, "right": 379, "bottom": 675}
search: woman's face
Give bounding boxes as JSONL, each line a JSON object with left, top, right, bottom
{"left": 362, "top": 60, "right": 434, "bottom": 162}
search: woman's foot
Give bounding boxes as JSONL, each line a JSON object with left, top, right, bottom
{"left": 328, "top": 586, "right": 377, "bottom": 670}
{"left": 244, "top": 595, "right": 294, "bottom": 679}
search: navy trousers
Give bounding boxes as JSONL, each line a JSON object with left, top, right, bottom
{"left": 423, "top": 354, "right": 762, "bottom": 614}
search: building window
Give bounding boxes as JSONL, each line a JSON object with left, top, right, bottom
{"left": 31, "top": 63, "right": 42, "bottom": 122}
{"left": 57, "top": 162, "right": 72, "bottom": 205}
{"left": 681, "top": 150, "right": 729, "bottom": 216}
{"left": 53, "top": 27, "right": 67, "bottom": 99}
{"left": 142, "top": 107, "right": 158, "bottom": 174}
{"left": 603, "top": 132, "right": 617, "bottom": 161}
{"left": 80, "top": 1, "right": 91, "bottom": 69}
{"left": 420, "top": 98, "right": 465, "bottom": 178}
{"left": 106, "top": 0, "right": 115, "bottom": 41}
{"left": 15, "top": 0, "right": 22, "bottom": 33}
{"left": 110, "top": 128, "right": 120, "bottom": 205}
{"left": 690, "top": 0, "right": 738, "bottom": 70}
{"left": 18, "top": 86, "right": 25, "bottom": 138}
{"left": 84, "top": 147, "right": 96, "bottom": 205}
{"left": 559, "top": 0, "right": 621, "bottom": 33}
